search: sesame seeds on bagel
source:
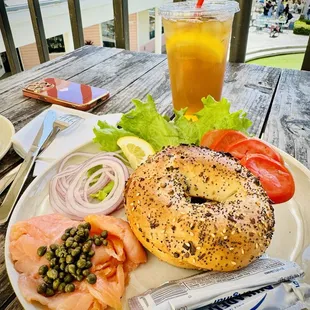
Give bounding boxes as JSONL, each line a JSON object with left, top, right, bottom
{"left": 124, "top": 145, "right": 275, "bottom": 271}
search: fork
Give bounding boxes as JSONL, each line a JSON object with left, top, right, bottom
{"left": 0, "top": 114, "right": 83, "bottom": 195}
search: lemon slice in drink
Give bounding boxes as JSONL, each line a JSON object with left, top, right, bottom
{"left": 117, "top": 136, "right": 155, "bottom": 169}
{"left": 166, "top": 32, "right": 224, "bottom": 63}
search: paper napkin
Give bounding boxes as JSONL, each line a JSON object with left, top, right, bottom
{"left": 11, "top": 105, "right": 122, "bottom": 176}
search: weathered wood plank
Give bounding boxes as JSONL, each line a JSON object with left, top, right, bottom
{"left": 95, "top": 62, "right": 281, "bottom": 140}
{"left": 0, "top": 46, "right": 123, "bottom": 113}
{"left": 94, "top": 59, "right": 173, "bottom": 116}
{"left": 4, "top": 298, "right": 22, "bottom": 310}
{"left": 0, "top": 50, "right": 166, "bottom": 178}
{"left": 223, "top": 63, "right": 281, "bottom": 137}
{"left": 0, "top": 222, "right": 16, "bottom": 309}
{"left": 262, "top": 69, "right": 310, "bottom": 169}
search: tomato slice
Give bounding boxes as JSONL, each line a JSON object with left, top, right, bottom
{"left": 211, "top": 131, "right": 248, "bottom": 152}
{"left": 200, "top": 130, "right": 227, "bottom": 148}
{"left": 227, "top": 138, "right": 284, "bottom": 164}
{"left": 200, "top": 130, "right": 245, "bottom": 148}
{"left": 241, "top": 154, "right": 295, "bottom": 204}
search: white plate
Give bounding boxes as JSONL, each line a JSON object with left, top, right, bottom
{"left": 0, "top": 115, "right": 15, "bottom": 160}
{"left": 5, "top": 140, "right": 310, "bottom": 310}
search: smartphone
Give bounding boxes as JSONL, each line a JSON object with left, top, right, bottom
{"left": 22, "top": 78, "right": 110, "bottom": 111}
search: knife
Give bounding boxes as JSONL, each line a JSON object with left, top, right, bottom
{"left": 0, "top": 110, "right": 57, "bottom": 224}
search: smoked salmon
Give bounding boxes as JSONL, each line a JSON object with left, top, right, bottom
{"left": 10, "top": 213, "right": 147, "bottom": 309}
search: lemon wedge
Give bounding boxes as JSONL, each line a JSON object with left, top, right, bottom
{"left": 117, "top": 136, "right": 155, "bottom": 169}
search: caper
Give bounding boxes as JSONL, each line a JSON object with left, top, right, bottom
{"left": 59, "top": 257, "right": 66, "bottom": 264}
{"left": 65, "top": 265, "right": 69, "bottom": 273}
{"left": 54, "top": 265, "right": 60, "bottom": 271}
{"left": 37, "top": 246, "right": 47, "bottom": 257}
{"left": 52, "top": 278, "right": 61, "bottom": 290}
{"left": 82, "top": 245, "right": 91, "bottom": 253}
{"left": 94, "top": 238, "right": 102, "bottom": 246}
{"left": 61, "top": 233, "right": 70, "bottom": 241}
{"left": 49, "top": 244, "right": 58, "bottom": 252}
{"left": 102, "top": 240, "right": 108, "bottom": 246}
{"left": 88, "top": 250, "right": 95, "bottom": 257}
{"left": 77, "top": 223, "right": 84, "bottom": 230}
{"left": 44, "top": 276, "right": 53, "bottom": 284}
{"left": 38, "top": 265, "right": 48, "bottom": 275}
{"left": 93, "top": 234, "right": 99, "bottom": 240}
{"left": 47, "top": 269, "right": 58, "bottom": 280}
{"left": 73, "top": 235, "right": 81, "bottom": 242}
{"left": 82, "top": 269, "right": 90, "bottom": 277}
{"left": 46, "top": 288, "right": 55, "bottom": 296}
{"left": 86, "top": 273, "right": 97, "bottom": 284}
{"left": 68, "top": 248, "right": 72, "bottom": 255}
{"left": 58, "top": 282, "right": 66, "bottom": 292}
{"left": 60, "top": 262, "right": 66, "bottom": 271}
{"left": 65, "top": 237, "right": 74, "bottom": 248}
{"left": 55, "top": 247, "right": 67, "bottom": 258}
{"left": 77, "top": 275, "right": 84, "bottom": 282}
{"left": 76, "top": 268, "right": 82, "bottom": 276}
{"left": 45, "top": 251, "right": 54, "bottom": 261}
{"left": 65, "top": 227, "right": 73, "bottom": 233}
{"left": 83, "top": 222, "right": 91, "bottom": 230}
{"left": 85, "top": 261, "right": 92, "bottom": 269}
{"left": 37, "top": 283, "right": 47, "bottom": 294}
{"left": 77, "top": 229, "right": 85, "bottom": 236}
{"left": 68, "top": 227, "right": 76, "bottom": 236}
{"left": 71, "top": 247, "right": 81, "bottom": 257}
{"left": 65, "top": 255, "right": 74, "bottom": 264}
{"left": 77, "top": 259, "right": 87, "bottom": 269}
{"left": 64, "top": 274, "right": 73, "bottom": 283}
{"left": 84, "top": 229, "right": 90, "bottom": 239}
{"left": 71, "top": 241, "right": 78, "bottom": 248}
{"left": 59, "top": 272, "right": 65, "bottom": 279}
{"left": 50, "top": 258, "right": 57, "bottom": 267}
{"left": 65, "top": 283, "right": 75, "bottom": 293}
{"left": 101, "top": 230, "right": 108, "bottom": 239}
{"left": 68, "top": 264, "right": 76, "bottom": 275}
{"left": 80, "top": 254, "right": 87, "bottom": 260}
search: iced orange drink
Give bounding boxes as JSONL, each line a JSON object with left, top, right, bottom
{"left": 160, "top": 1, "right": 239, "bottom": 115}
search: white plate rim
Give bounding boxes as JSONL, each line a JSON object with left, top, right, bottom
{"left": 0, "top": 115, "right": 15, "bottom": 160}
{"left": 5, "top": 140, "right": 310, "bottom": 310}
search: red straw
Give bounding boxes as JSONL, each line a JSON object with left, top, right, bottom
{"left": 196, "top": 0, "right": 204, "bottom": 8}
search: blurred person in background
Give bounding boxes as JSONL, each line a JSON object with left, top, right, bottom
{"left": 264, "top": 1, "right": 272, "bottom": 15}
{"left": 284, "top": 4, "right": 294, "bottom": 22}
{"left": 277, "top": 0, "right": 285, "bottom": 16}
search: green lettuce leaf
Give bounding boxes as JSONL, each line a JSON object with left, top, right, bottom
{"left": 174, "top": 108, "right": 199, "bottom": 145}
{"left": 195, "top": 96, "right": 252, "bottom": 141}
{"left": 118, "top": 95, "right": 180, "bottom": 151}
{"left": 93, "top": 95, "right": 252, "bottom": 152}
{"left": 93, "top": 120, "right": 135, "bottom": 152}
{"left": 87, "top": 165, "right": 102, "bottom": 178}
{"left": 90, "top": 181, "right": 114, "bottom": 201}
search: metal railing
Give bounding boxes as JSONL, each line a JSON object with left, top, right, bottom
{"left": 0, "top": 0, "right": 309, "bottom": 76}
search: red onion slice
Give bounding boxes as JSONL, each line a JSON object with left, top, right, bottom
{"left": 49, "top": 152, "right": 130, "bottom": 219}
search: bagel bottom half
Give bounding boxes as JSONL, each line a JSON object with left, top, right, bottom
{"left": 124, "top": 145, "right": 275, "bottom": 271}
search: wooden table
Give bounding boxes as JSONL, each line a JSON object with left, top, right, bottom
{"left": 0, "top": 45, "right": 310, "bottom": 309}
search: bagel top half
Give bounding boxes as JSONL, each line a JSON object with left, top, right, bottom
{"left": 124, "top": 145, "right": 275, "bottom": 271}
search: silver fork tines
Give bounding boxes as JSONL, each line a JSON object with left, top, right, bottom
{"left": 40, "top": 114, "right": 84, "bottom": 152}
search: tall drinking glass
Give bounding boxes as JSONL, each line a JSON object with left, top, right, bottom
{"left": 159, "top": 1, "right": 239, "bottom": 115}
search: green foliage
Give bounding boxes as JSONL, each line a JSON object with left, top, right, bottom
{"left": 293, "top": 20, "right": 310, "bottom": 35}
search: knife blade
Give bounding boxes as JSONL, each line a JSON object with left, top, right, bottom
{"left": 0, "top": 110, "right": 57, "bottom": 224}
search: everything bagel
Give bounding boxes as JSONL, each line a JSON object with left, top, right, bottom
{"left": 124, "top": 145, "right": 275, "bottom": 271}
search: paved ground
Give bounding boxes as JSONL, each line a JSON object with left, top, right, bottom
{"left": 246, "top": 26, "right": 309, "bottom": 54}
